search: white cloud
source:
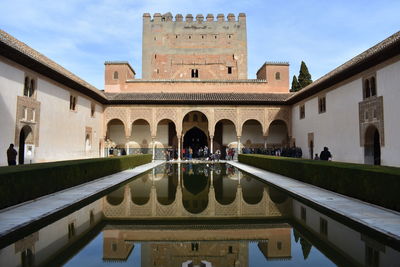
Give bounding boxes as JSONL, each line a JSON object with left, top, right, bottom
{"left": 1, "top": 0, "right": 399, "bottom": 88}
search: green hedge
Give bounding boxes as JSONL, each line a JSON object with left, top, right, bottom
{"left": 0, "top": 154, "right": 152, "bottom": 209}
{"left": 238, "top": 154, "right": 400, "bottom": 211}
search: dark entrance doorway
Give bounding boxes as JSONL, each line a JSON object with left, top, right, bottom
{"left": 364, "top": 126, "right": 381, "bottom": 165}
{"left": 18, "top": 125, "right": 33, "bottom": 165}
{"left": 183, "top": 127, "right": 208, "bottom": 158}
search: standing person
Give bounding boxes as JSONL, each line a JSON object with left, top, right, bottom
{"left": 319, "top": 147, "right": 332, "bottom": 161}
{"left": 189, "top": 147, "right": 193, "bottom": 160}
{"left": 7, "top": 144, "right": 18, "bottom": 166}
{"left": 204, "top": 145, "right": 208, "bottom": 158}
{"left": 314, "top": 153, "right": 320, "bottom": 160}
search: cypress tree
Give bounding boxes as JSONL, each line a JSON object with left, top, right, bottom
{"left": 298, "top": 61, "right": 312, "bottom": 89}
{"left": 290, "top": 75, "right": 300, "bottom": 92}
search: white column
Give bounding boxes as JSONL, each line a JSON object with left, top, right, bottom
{"left": 237, "top": 136, "right": 241, "bottom": 154}
{"left": 264, "top": 136, "right": 267, "bottom": 149}
{"left": 178, "top": 135, "right": 181, "bottom": 161}
{"left": 125, "top": 136, "right": 130, "bottom": 155}
{"left": 152, "top": 137, "right": 156, "bottom": 160}
{"left": 210, "top": 135, "right": 214, "bottom": 154}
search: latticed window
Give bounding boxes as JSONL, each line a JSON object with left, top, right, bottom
{"left": 113, "top": 71, "right": 119, "bottom": 80}
{"left": 275, "top": 72, "right": 281, "bottom": 80}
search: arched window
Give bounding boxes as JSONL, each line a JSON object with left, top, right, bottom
{"left": 364, "top": 79, "right": 371, "bottom": 98}
{"left": 275, "top": 72, "right": 281, "bottom": 80}
{"left": 24, "top": 77, "right": 29, "bottom": 96}
{"left": 370, "top": 77, "right": 376, "bottom": 96}
{"left": 191, "top": 69, "right": 199, "bottom": 78}
{"left": 113, "top": 71, "right": 119, "bottom": 80}
{"left": 29, "top": 79, "right": 35, "bottom": 97}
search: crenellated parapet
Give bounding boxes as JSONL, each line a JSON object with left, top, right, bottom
{"left": 143, "top": 12, "right": 246, "bottom": 23}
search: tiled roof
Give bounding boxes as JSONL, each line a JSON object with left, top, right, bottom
{"left": 287, "top": 31, "right": 400, "bottom": 103}
{"left": 0, "top": 29, "right": 106, "bottom": 102}
{"left": 105, "top": 92, "right": 292, "bottom": 104}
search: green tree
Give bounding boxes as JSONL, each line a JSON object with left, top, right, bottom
{"left": 298, "top": 61, "right": 313, "bottom": 89}
{"left": 290, "top": 75, "right": 300, "bottom": 92}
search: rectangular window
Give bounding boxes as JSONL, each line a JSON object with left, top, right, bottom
{"left": 227, "top": 66, "right": 232, "bottom": 74}
{"left": 300, "top": 206, "right": 306, "bottom": 222}
{"left": 70, "top": 95, "right": 77, "bottom": 111}
{"left": 318, "top": 96, "right": 326, "bottom": 113}
{"left": 91, "top": 102, "right": 95, "bottom": 117}
{"left": 300, "top": 104, "right": 305, "bottom": 119}
{"left": 320, "top": 217, "right": 328, "bottom": 236}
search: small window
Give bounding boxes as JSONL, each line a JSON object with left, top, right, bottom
{"left": 191, "top": 69, "right": 199, "bottom": 78}
{"left": 23, "top": 76, "right": 35, "bottom": 97}
{"left": 300, "top": 206, "right": 306, "bottom": 221}
{"left": 366, "top": 245, "right": 380, "bottom": 267}
{"left": 68, "top": 222, "right": 75, "bottom": 240}
{"left": 70, "top": 95, "right": 77, "bottom": 111}
{"left": 113, "top": 71, "right": 119, "bottom": 80}
{"left": 320, "top": 217, "right": 328, "bottom": 236}
{"left": 175, "top": 35, "right": 178, "bottom": 38}
{"left": 188, "top": 35, "right": 192, "bottom": 39}
{"left": 277, "top": 242, "right": 282, "bottom": 250}
{"left": 318, "top": 96, "right": 326, "bottom": 113}
{"left": 300, "top": 105, "right": 305, "bottom": 119}
{"left": 370, "top": 77, "right": 376, "bottom": 96}
{"left": 154, "top": 36, "right": 157, "bottom": 41}
{"left": 201, "top": 35, "right": 205, "bottom": 39}
{"left": 214, "top": 35, "right": 217, "bottom": 39}
{"left": 227, "top": 66, "right": 232, "bottom": 74}
{"left": 24, "top": 77, "right": 29, "bottom": 96}
{"left": 89, "top": 210, "right": 95, "bottom": 225}
{"left": 228, "top": 246, "right": 233, "bottom": 253}
{"left": 21, "top": 249, "right": 34, "bottom": 267}
{"left": 228, "top": 34, "right": 232, "bottom": 39}
{"left": 191, "top": 243, "right": 199, "bottom": 251}
{"left": 363, "top": 75, "right": 377, "bottom": 99}
{"left": 275, "top": 72, "right": 281, "bottom": 80}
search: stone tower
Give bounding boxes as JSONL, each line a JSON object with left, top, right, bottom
{"left": 142, "top": 12, "right": 247, "bottom": 80}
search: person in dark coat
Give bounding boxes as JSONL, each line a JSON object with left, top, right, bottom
{"left": 7, "top": 144, "right": 17, "bottom": 166}
{"left": 319, "top": 147, "right": 332, "bottom": 161}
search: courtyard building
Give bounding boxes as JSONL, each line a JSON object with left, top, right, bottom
{"left": 0, "top": 13, "right": 399, "bottom": 166}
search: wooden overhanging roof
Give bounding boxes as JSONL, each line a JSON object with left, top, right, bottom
{"left": 105, "top": 92, "right": 292, "bottom": 105}
{"left": 0, "top": 30, "right": 107, "bottom": 103}
{"left": 1, "top": 29, "right": 399, "bottom": 106}
{"left": 287, "top": 31, "right": 400, "bottom": 104}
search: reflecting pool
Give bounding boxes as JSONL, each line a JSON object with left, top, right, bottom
{"left": 0, "top": 163, "right": 398, "bottom": 267}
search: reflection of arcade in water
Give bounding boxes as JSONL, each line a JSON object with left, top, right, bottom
{"left": 103, "top": 224, "right": 292, "bottom": 265}
{"left": 104, "top": 163, "right": 291, "bottom": 219}
{"left": 2, "top": 163, "right": 399, "bottom": 267}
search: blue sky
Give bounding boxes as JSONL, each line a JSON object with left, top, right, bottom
{"left": 1, "top": 0, "right": 399, "bottom": 89}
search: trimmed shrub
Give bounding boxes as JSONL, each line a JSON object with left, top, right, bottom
{"left": 0, "top": 154, "right": 152, "bottom": 209}
{"left": 239, "top": 154, "right": 400, "bottom": 211}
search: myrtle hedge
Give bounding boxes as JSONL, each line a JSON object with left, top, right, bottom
{"left": 239, "top": 154, "right": 400, "bottom": 211}
{"left": 0, "top": 154, "right": 152, "bottom": 209}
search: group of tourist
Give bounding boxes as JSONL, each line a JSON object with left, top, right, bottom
{"left": 241, "top": 146, "right": 303, "bottom": 158}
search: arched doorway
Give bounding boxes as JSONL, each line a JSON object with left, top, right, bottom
{"left": 131, "top": 119, "right": 152, "bottom": 154}
{"left": 156, "top": 119, "right": 178, "bottom": 160}
{"left": 182, "top": 111, "right": 209, "bottom": 158}
{"left": 214, "top": 119, "right": 237, "bottom": 159}
{"left": 106, "top": 119, "right": 125, "bottom": 156}
{"left": 267, "top": 120, "right": 289, "bottom": 148}
{"left": 18, "top": 125, "right": 33, "bottom": 165}
{"left": 183, "top": 127, "right": 208, "bottom": 158}
{"left": 365, "top": 126, "right": 381, "bottom": 165}
{"left": 241, "top": 119, "right": 264, "bottom": 153}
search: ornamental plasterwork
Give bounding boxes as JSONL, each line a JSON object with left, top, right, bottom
{"left": 239, "top": 108, "right": 265, "bottom": 134}
{"left": 266, "top": 107, "right": 291, "bottom": 136}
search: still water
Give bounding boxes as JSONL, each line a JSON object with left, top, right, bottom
{"left": 0, "top": 163, "right": 399, "bottom": 267}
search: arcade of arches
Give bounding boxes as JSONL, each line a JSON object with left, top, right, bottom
{"left": 104, "top": 106, "right": 291, "bottom": 159}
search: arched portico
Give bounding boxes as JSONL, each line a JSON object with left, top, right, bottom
{"left": 103, "top": 105, "right": 291, "bottom": 160}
